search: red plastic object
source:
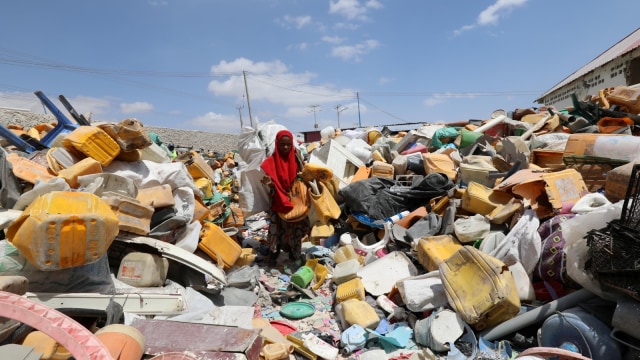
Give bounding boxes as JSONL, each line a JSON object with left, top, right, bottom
{"left": 269, "top": 320, "right": 297, "bottom": 336}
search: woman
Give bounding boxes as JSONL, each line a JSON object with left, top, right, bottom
{"left": 260, "top": 130, "right": 311, "bottom": 265}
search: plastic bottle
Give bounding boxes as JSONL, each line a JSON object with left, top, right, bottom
{"left": 341, "top": 324, "right": 368, "bottom": 356}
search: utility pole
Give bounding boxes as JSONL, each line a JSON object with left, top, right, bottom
{"left": 309, "top": 104, "right": 321, "bottom": 129}
{"left": 356, "top": 92, "right": 362, "bottom": 128}
{"left": 236, "top": 105, "right": 244, "bottom": 128}
{"left": 243, "top": 71, "right": 254, "bottom": 128}
{"left": 334, "top": 104, "right": 347, "bottom": 129}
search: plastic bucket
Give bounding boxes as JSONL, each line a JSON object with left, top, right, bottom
{"left": 290, "top": 266, "right": 314, "bottom": 288}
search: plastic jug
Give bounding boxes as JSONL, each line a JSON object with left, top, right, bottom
{"left": 332, "top": 258, "right": 361, "bottom": 284}
{"left": 6, "top": 191, "right": 119, "bottom": 271}
{"left": 341, "top": 324, "right": 368, "bottom": 356}
{"left": 260, "top": 342, "right": 293, "bottom": 360}
{"left": 117, "top": 252, "right": 169, "bottom": 287}
{"left": 339, "top": 299, "right": 380, "bottom": 330}
{"left": 333, "top": 244, "right": 363, "bottom": 264}
{"left": 61, "top": 126, "right": 121, "bottom": 167}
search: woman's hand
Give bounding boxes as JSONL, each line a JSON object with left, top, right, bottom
{"left": 261, "top": 175, "right": 273, "bottom": 186}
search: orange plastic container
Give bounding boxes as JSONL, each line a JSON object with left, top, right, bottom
{"left": 194, "top": 177, "right": 214, "bottom": 199}
{"left": 178, "top": 150, "right": 216, "bottom": 183}
{"left": 335, "top": 277, "right": 366, "bottom": 303}
{"left": 95, "top": 324, "right": 145, "bottom": 360}
{"left": 98, "top": 118, "right": 153, "bottom": 152}
{"left": 198, "top": 222, "right": 242, "bottom": 269}
{"left": 416, "top": 235, "right": 463, "bottom": 272}
{"left": 439, "top": 246, "right": 520, "bottom": 331}
{"left": 261, "top": 342, "right": 293, "bottom": 360}
{"left": 21, "top": 330, "right": 71, "bottom": 360}
{"left": 6, "top": 152, "right": 55, "bottom": 184}
{"left": 136, "top": 184, "right": 175, "bottom": 208}
{"left": 57, "top": 156, "right": 103, "bottom": 188}
{"left": 339, "top": 299, "right": 380, "bottom": 330}
{"left": 103, "top": 195, "right": 154, "bottom": 235}
{"left": 61, "top": 125, "right": 121, "bottom": 167}
{"left": 6, "top": 191, "right": 119, "bottom": 271}
{"left": 333, "top": 244, "right": 363, "bottom": 264}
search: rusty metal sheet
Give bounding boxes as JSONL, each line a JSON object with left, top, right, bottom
{"left": 132, "top": 318, "right": 262, "bottom": 360}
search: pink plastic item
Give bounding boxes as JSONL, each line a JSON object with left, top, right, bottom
{"left": 0, "top": 290, "right": 113, "bottom": 360}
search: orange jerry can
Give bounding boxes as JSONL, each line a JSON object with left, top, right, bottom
{"left": 439, "top": 246, "right": 521, "bottom": 331}
{"left": 197, "top": 222, "right": 242, "bottom": 269}
{"left": 416, "top": 235, "right": 462, "bottom": 272}
{"left": 61, "top": 125, "right": 121, "bottom": 167}
{"left": 6, "top": 191, "right": 119, "bottom": 271}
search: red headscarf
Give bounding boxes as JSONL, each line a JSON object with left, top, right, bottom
{"left": 260, "top": 130, "right": 298, "bottom": 213}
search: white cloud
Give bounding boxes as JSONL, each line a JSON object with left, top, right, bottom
{"left": 378, "top": 76, "right": 392, "bottom": 85}
{"left": 208, "top": 58, "right": 353, "bottom": 109}
{"left": 278, "top": 15, "right": 313, "bottom": 29}
{"left": 424, "top": 92, "right": 479, "bottom": 107}
{"left": 322, "top": 35, "right": 345, "bottom": 45}
{"left": 331, "top": 39, "right": 379, "bottom": 62}
{"left": 120, "top": 101, "right": 153, "bottom": 114}
{"left": 147, "top": 0, "right": 168, "bottom": 6}
{"left": 454, "top": 0, "right": 527, "bottom": 35}
{"left": 329, "top": 0, "right": 383, "bottom": 21}
{"left": 187, "top": 111, "right": 241, "bottom": 134}
{"left": 478, "top": 0, "right": 527, "bottom": 25}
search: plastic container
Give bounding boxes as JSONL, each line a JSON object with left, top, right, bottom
{"left": 339, "top": 299, "right": 380, "bottom": 330}
{"left": 21, "top": 330, "right": 72, "bottom": 360}
{"left": 136, "top": 184, "right": 174, "bottom": 208}
{"left": 539, "top": 307, "right": 623, "bottom": 360}
{"left": 461, "top": 181, "right": 514, "bottom": 215}
{"left": 335, "top": 277, "right": 366, "bottom": 303}
{"left": 194, "top": 177, "right": 214, "bottom": 199}
{"left": 439, "top": 246, "right": 521, "bottom": 331}
{"left": 340, "top": 324, "right": 368, "bottom": 356}
{"left": 5, "top": 152, "right": 55, "bottom": 184}
{"left": 178, "top": 150, "right": 216, "bottom": 183}
{"left": 95, "top": 324, "right": 145, "bottom": 360}
{"left": 61, "top": 125, "right": 121, "bottom": 167}
{"left": 333, "top": 244, "right": 362, "bottom": 264}
{"left": 302, "top": 332, "right": 339, "bottom": 360}
{"left": 98, "top": 118, "right": 153, "bottom": 152}
{"left": 6, "top": 191, "right": 119, "bottom": 271}
{"left": 197, "top": 222, "right": 242, "bottom": 269}
{"left": 290, "top": 265, "right": 314, "bottom": 288}
{"left": 416, "top": 235, "right": 462, "bottom": 272}
{"left": 117, "top": 252, "right": 169, "bottom": 287}
{"left": 332, "top": 258, "right": 361, "bottom": 284}
{"left": 103, "top": 195, "right": 155, "bottom": 235}
{"left": 139, "top": 142, "right": 171, "bottom": 163}
{"left": 57, "top": 156, "right": 103, "bottom": 188}
{"left": 261, "top": 342, "right": 293, "bottom": 360}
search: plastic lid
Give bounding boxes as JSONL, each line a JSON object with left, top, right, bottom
{"left": 280, "top": 301, "right": 315, "bottom": 319}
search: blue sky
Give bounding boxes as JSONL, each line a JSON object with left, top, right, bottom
{"left": 1, "top": 1, "right": 639, "bottom": 135}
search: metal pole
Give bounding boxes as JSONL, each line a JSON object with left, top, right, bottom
{"left": 309, "top": 104, "right": 320, "bottom": 128}
{"left": 243, "top": 71, "right": 254, "bottom": 128}
{"left": 236, "top": 105, "right": 244, "bottom": 128}
{"left": 357, "top": 92, "right": 362, "bottom": 128}
{"left": 335, "top": 104, "right": 347, "bottom": 129}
